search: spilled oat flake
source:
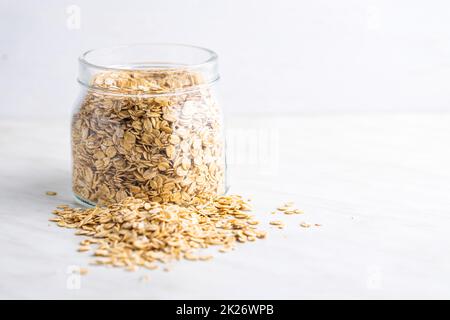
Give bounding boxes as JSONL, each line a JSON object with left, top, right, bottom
{"left": 276, "top": 202, "right": 304, "bottom": 215}
{"left": 272, "top": 202, "right": 321, "bottom": 228}
{"left": 50, "top": 195, "right": 266, "bottom": 271}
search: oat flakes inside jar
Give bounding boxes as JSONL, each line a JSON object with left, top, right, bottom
{"left": 72, "top": 44, "right": 227, "bottom": 206}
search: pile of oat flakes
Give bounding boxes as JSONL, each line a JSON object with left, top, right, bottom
{"left": 49, "top": 194, "right": 320, "bottom": 273}
{"left": 51, "top": 195, "right": 266, "bottom": 271}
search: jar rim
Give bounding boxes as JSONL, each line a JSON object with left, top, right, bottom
{"left": 78, "top": 43, "right": 219, "bottom": 95}
{"left": 79, "top": 43, "right": 218, "bottom": 72}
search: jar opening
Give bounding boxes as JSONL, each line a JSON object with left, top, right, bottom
{"left": 78, "top": 43, "right": 219, "bottom": 95}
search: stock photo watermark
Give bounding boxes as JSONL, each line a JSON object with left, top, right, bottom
{"left": 66, "top": 5, "right": 81, "bottom": 30}
{"left": 66, "top": 265, "right": 82, "bottom": 290}
{"left": 226, "top": 127, "right": 279, "bottom": 176}
{"left": 367, "top": 4, "right": 382, "bottom": 31}
{"left": 366, "top": 265, "right": 382, "bottom": 290}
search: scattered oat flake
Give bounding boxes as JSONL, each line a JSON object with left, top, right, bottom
{"left": 256, "top": 231, "right": 267, "bottom": 239}
{"left": 275, "top": 202, "right": 304, "bottom": 215}
{"left": 270, "top": 220, "right": 284, "bottom": 226}
{"left": 300, "top": 223, "right": 311, "bottom": 228}
{"left": 78, "top": 246, "right": 90, "bottom": 252}
{"left": 74, "top": 267, "right": 88, "bottom": 275}
{"left": 80, "top": 268, "right": 89, "bottom": 275}
{"left": 126, "top": 265, "right": 138, "bottom": 272}
{"left": 46, "top": 191, "right": 57, "bottom": 196}
{"left": 144, "top": 263, "right": 158, "bottom": 270}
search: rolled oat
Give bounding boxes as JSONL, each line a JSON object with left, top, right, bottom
{"left": 51, "top": 195, "right": 265, "bottom": 271}
{"left": 72, "top": 69, "right": 225, "bottom": 206}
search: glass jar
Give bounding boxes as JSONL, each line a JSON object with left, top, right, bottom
{"left": 72, "top": 44, "right": 226, "bottom": 206}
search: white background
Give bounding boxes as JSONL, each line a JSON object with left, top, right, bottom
{"left": 1, "top": 0, "right": 450, "bottom": 118}
{"left": 1, "top": 1, "right": 450, "bottom": 299}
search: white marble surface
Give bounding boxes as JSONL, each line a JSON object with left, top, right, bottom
{"left": 1, "top": 113, "right": 450, "bottom": 299}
